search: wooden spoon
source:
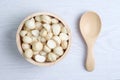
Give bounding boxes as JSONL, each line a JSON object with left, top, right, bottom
{"left": 80, "top": 11, "right": 101, "bottom": 71}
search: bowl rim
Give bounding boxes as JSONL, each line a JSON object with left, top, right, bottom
{"left": 16, "top": 12, "right": 71, "bottom": 66}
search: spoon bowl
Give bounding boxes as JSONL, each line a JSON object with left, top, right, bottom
{"left": 80, "top": 11, "right": 101, "bottom": 71}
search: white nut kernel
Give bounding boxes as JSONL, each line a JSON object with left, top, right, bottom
{"left": 40, "top": 51, "right": 47, "bottom": 56}
{"left": 31, "top": 36, "right": 38, "bottom": 42}
{"left": 37, "top": 36, "right": 41, "bottom": 41}
{"left": 52, "top": 24, "right": 61, "bottom": 35}
{"left": 32, "top": 42, "right": 43, "bottom": 51}
{"left": 43, "top": 24, "right": 51, "bottom": 32}
{"left": 22, "top": 43, "right": 30, "bottom": 50}
{"left": 20, "top": 30, "right": 27, "bottom": 37}
{"left": 53, "top": 47, "right": 63, "bottom": 56}
{"left": 59, "top": 33, "right": 69, "bottom": 41}
{"left": 23, "top": 36, "right": 32, "bottom": 43}
{"left": 26, "top": 31, "right": 32, "bottom": 37}
{"left": 23, "top": 27, "right": 30, "bottom": 31}
{"left": 31, "top": 30, "right": 39, "bottom": 37}
{"left": 33, "top": 51, "right": 39, "bottom": 55}
{"left": 25, "top": 18, "right": 35, "bottom": 29}
{"left": 35, "top": 16, "right": 41, "bottom": 22}
{"left": 24, "top": 49, "right": 33, "bottom": 58}
{"left": 51, "top": 18, "right": 59, "bottom": 24}
{"left": 47, "top": 40, "right": 56, "bottom": 49}
{"left": 61, "top": 27, "right": 68, "bottom": 33}
{"left": 61, "top": 41, "right": 68, "bottom": 49}
{"left": 47, "top": 53, "right": 57, "bottom": 61}
{"left": 43, "top": 45, "right": 51, "bottom": 53}
{"left": 40, "top": 29, "right": 47, "bottom": 37}
{"left": 40, "top": 37, "right": 46, "bottom": 43}
{"left": 34, "top": 54, "right": 46, "bottom": 62}
{"left": 35, "top": 22, "right": 42, "bottom": 30}
{"left": 52, "top": 36, "right": 61, "bottom": 45}
{"left": 41, "top": 15, "right": 51, "bottom": 23}
{"left": 59, "top": 23, "right": 64, "bottom": 27}
{"left": 45, "top": 32, "right": 53, "bottom": 40}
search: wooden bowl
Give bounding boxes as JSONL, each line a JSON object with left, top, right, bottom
{"left": 16, "top": 12, "right": 71, "bottom": 66}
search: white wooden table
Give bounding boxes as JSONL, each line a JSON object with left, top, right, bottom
{"left": 0, "top": 0, "right": 120, "bottom": 80}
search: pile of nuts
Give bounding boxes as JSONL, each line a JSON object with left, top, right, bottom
{"left": 19, "top": 14, "right": 70, "bottom": 63}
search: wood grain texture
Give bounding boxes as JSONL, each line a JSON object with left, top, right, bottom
{"left": 80, "top": 11, "right": 101, "bottom": 71}
{"left": 0, "top": 0, "right": 120, "bottom": 80}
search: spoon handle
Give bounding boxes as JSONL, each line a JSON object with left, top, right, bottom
{"left": 86, "top": 46, "right": 95, "bottom": 71}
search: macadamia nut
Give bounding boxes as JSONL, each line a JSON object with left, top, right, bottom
{"left": 61, "top": 40, "right": 68, "bottom": 49}
{"left": 20, "top": 30, "right": 27, "bottom": 37}
{"left": 61, "top": 27, "right": 68, "bottom": 33}
{"left": 52, "top": 24, "right": 61, "bottom": 35}
{"left": 22, "top": 43, "right": 30, "bottom": 50}
{"left": 31, "top": 30, "right": 39, "bottom": 37}
{"left": 47, "top": 53, "right": 57, "bottom": 61}
{"left": 32, "top": 42, "right": 43, "bottom": 51}
{"left": 40, "top": 29, "right": 47, "bottom": 37}
{"left": 27, "top": 31, "right": 32, "bottom": 37}
{"left": 40, "top": 51, "right": 47, "bottom": 56}
{"left": 53, "top": 47, "right": 63, "bottom": 56}
{"left": 33, "top": 51, "right": 39, "bottom": 55}
{"left": 59, "top": 33, "right": 69, "bottom": 41}
{"left": 51, "top": 18, "right": 59, "bottom": 24}
{"left": 43, "top": 24, "right": 51, "bottom": 32}
{"left": 24, "top": 49, "right": 33, "bottom": 58}
{"left": 52, "top": 36, "right": 61, "bottom": 45}
{"left": 41, "top": 15, "right": 51, "bottom": 23}
{"left": 31, "top": 36, "right": 38, "bottom": 42}
{"left": 23, "top": 36, "right": 32, "bottom": 43}
{"left": 47, "top": 40, "right": 56, "bottom": 49}
{"left": 25, "top": 18, "right": 35, "bottom": 29}
{"left": 34, "top": 54, "right": 46, "bottom": 62}
{"left": 43, "top": 45, "right": 51, "bottom": 53}
{"left": 40, "top": 37, "right": 46, "bottom": 43}
{"left": 35, "top": 16, "right": 41, "bottom": 22}
{"left": 35, "top": 22, "right": 42, "bottom": 30}
{"left": 45, "top": 32, "right": 53, "bottom": 40}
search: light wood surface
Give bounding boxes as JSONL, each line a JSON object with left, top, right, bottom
{"left": 0, "top": 0, "right": 120, "bottom": 80}
{"left": 80, "top": 11, "right": 101, "bottom": 71}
